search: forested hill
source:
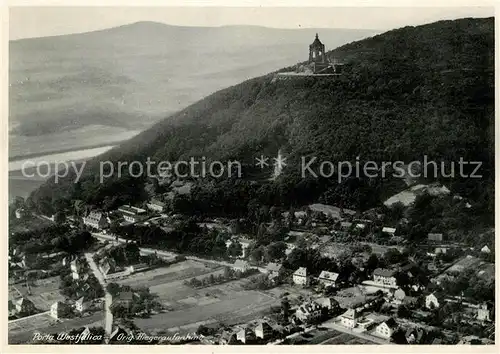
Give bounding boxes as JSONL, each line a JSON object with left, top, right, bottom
{"left": 28, "top": 17, "right": 494, "bottom": 223}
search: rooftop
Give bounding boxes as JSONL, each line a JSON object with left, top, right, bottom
{"left": 294, "top": 267, "right": 307, "bottom": 277}
{"left": 373, "top": 268, "right": 396, "bottom": 277}
{"left": 318, "top": 270, "right": 339, "bottom": 281}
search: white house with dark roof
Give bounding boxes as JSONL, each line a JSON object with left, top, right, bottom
{"left": 425, "top": 293, "right": 441, "bottom": 309}
{"left": 51, "top": 301, "right": 70, "bottom": 319}
{"left": 83, "top": 211, "right": 109, "bottom": 230}
{"left": 295, "top": 301, "right": 323, "bottom": 323}
{"left": 477, "top": 303, "right": 491, "bottom": 322}
{"left": 373, "top": 268, "right": 397, "bottom": 288}
{"left": 292, "top": 267, "right": 308, "bottom": 286}
{"left": 254, "top": 321, "right": 273, "bottom": 340}
{"left": 318, "top": 270, "right": 339, "bottom": 288}
{"left": 118, "top": 205, "right": 147, "bottom": 223}
{"left": 70, "top": 259, "right": 83, "bottom": 280}
{"left": 481, "top": 245, "right": 491, "bottom": 254}
{"left": 382, "top": 227, "right": 396, "bottom": 235}
{"left": 146, "top": 199, "right": 165, "bottom": 213}
{"left": 340, "top": 308, "right": 357, "bottom": 328}
{"left": 15, "top": 298, "right": 35, "bottom": 315}
{"left": 375, "top": 318, "right": 398, "bottom": 339}
{"left": 74, "top": 297, "right": 90, "bottom": 313}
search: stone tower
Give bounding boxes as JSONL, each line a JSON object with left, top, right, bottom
{"left": 309, "top": 33, "right": 326, "bottom": 64}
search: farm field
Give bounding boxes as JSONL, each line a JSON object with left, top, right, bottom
{"left": 320, "top": 331, "right": 376, "bottom": 345}
{"left": 121, "top": 260, "right": 281, "bottom": 334}
{"left": 9, "top": 276, "right": 66, "bottom": 311}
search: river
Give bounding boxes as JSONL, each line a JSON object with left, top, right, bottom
{"left": 8, "top": 145, "right": 115, "bottom": 200}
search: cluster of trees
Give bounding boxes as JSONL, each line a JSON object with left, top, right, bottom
{"left": 93, "top": 243, "right": 140, "bottom": 267}
{"left": 111, "top": 219, "right": 228, "bottom": 259}
{"left": 10, "top": 225, "right": 95, "bottom": 256}
{"left": 242, "top": 273, "right": 277, "bottom": 291}
{"left": 438, "top": 268, "right": 494, "bottom": 303}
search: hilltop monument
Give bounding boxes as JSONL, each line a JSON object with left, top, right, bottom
{"left": 309, "top": 33, "right": 330, "bottom": 73}
{"left": 275, "top": 33, "right": 344, "bottom": 79}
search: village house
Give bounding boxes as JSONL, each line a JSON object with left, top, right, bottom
{"left": 317, "top": 270, "right": 339, "bottom": 288}
{"left": 74, "top": 297, "right": 90, "bottom": 313}
{"left": 295, "top": 301, "right": 323, "bottom": 323}
{"left": 315, "top": 297, "right": 340, "bottom": 314}
{"left": 265, "top": 262, "right": 282, "bottom": 277}
{"left": 292, "top": 267, "right": 308, "bottom": 286}
{"left": 233, "top": 260, "right": 250, "bottom": 272}
{"left": 83, "top": 211, "right": 109, "bottom": 230}
{"left": 146, "top": 199, "right": 165, "bottom": 213}
{"left": 236, "top": 326, "right": 256, "bottom": 344}
{"left": 392, "top": 288, "right": 406, "bottom": 305}
{"left": 375, "top": 318, "right": 399, "bottom": 339}
{"left": 481, "top": 245, "right": 491, "bottom": 254}
{"left": 477, "top": 303, "right": 491, "bottom": 322}
{"left": 382, "top": 227, "right": 396, "bottom": 236}
{"left": 425, "top": 293, "right": 441, "bottom": 309}
{"left": 340, "top": 308, "right": 358, "bottom": 328}
{"left": 118, "top": 205, "right": 147, "bottom": 223}
{"left": 15, "top": 208, "right": 26, "bottom": 219}
{"left": 254, "top": 321, "right": 274, "bottom": 340}
{"left": 70, "top": 259, "right": 83, "bottom": 280}
{"left": 405, "top": 328, "right": 425, "bottom": 344}
{"left": 50, "top": 301, "right": 71, "bottom": 320}
{"left": 99, "top": 258, "right": 117, "bottom": 277}
{"left": 427, "top": 233, "right": 443, "bottom": 242}
{"left": 355, "top": 223, "right": 366, "bottom": 230}
{"left": 373, "top": 268, "right": 397, "bottom": 288}
{"left": 15, "top": 298, "right": 36, "bottom": 315}
{"left": 434, "top": 247, "right": 448, "bottom": 255}
{"left": 219, "top": 331, "right": 238, "bottom": 345}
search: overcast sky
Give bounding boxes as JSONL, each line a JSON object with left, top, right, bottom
{"left": 9, "top": 6, "right": 494, "bottom": 40}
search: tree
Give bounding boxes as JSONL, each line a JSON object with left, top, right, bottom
{"left": 54, "top": 211, "right": 66, "bottom": 225}
{"left": 223, "top": 266, "right": 235, "bottom": 279}
{"left": 365, "top": 254, "right": 379, "bottom": 272}
{"left": 264, "top": 242, "right": 287, "bottom": 262}
{"left": 249, "top": 246, "right": 264, "bottom": 263}
{"left": 227, "top": 241, "right": 243, "bottom": 258}
{"left": 384, "top": 248, "right": 403, "bottom": 264}
{"left": 110, "top": 303, "right": 129, "bottom": 318}
{"left": 281, "top": 297, "right": 291, "bottom": 322}
{"left": 397, "top": 304, "right": 411, "bottom": 318}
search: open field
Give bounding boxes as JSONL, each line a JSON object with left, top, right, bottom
{"left": 320, "top": 332, "right": 376, "bottom": 345}
{"left": 135, "top": 290, "right": 276, "bottom": 334}
{"left": 117, "top": 260, "right": 219, "bottom": 288}
{"left": 119, "top": 260, "right": 281, "bottom": 333}
{"left": 10, "top": 276, "right": 66, "bottom": 311}
{"left": 9, "top": 313, "right": 55, "bottom": 337}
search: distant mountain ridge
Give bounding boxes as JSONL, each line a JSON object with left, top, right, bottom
{"left": 9, "top": 21, "right": 376, "bottom": 134}
{"left": 29, "top": 18, "right": 494, "bottom": 223}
